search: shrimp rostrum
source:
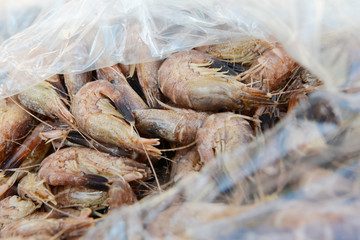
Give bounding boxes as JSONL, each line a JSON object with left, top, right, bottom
{"left": 158, "top": 50, "right": 275, "bottom": 112}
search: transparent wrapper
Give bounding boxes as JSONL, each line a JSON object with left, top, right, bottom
{"left": 0, "top": 0, "right": 360, "bottom": 239}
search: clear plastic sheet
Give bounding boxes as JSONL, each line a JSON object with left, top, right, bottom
{"left": 1, "top": 0, "right": 359, "bottom": 98}
{"left": 0, "top": 0, "right": 66, "bottom": 43}
{"left": 0, "top": 0, "right": 360, "bottom": 239}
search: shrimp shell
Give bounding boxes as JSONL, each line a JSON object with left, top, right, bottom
{"left": 38, "top": 147, "right": 151, "bottom": 190}
{"left": 158, "top": 50, "right": 274, "bottom": 112}
{"left": 133, "top": 108, "right": 208, "bottom": 145}
{"left": 71, "top": 80, "right": 161, "bottom": 159}
{"left": 0, "top": 98, "right": 34, "bottom": 165}
{"left": 197, "top": 112, "right": 254, "bottom": 163}
{"left": 136, "top": 60, "right": 163, "bottom": 108}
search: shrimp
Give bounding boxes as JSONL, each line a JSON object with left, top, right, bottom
{"left": 17, "top": 75, "right": 74, "bottom": 126}
{"left": 18, "top": 173, "right": 57, "bottom": 205}
{"left": 133, "top": 108, "right": 208, "bottom": 145}
{"left": 0, "top": 208, "right": 94, "bottom": 239}
{"left": 97, "top": 65, "right": 148, "bottom": 111}
{"left": 71, "top": 80, "right": 161, "bottom": 159}
{"left": 136, "top": 60, "right": 164, "bottom": 108}
{"left": 158, "top": 50, "right": 275, "bottom": 112}
{"left": 63, "top": 72, "right": 92, "bottom": 101}
{"left": 195, "top": 39, "right": 275, "bottom": 65}
{"left": 240, "top": 45, "right": 298, "bottom": 92}
{"left": 0, "top": 97, "right": 34, "bottom": 165}
{"left": 1, "top": 123, "right": 50, "bottom": 172}
{"left": 38, "top": 147, "right": 151, "bottom": 190}
{"left": 170, "top": 146, "right": 201, "bottom": 183}
{"left": 197, "top": 112, "right": 254, "bottom": 163}
{"left": 52, "top": 178, "right": 136, "bottom": 211}
{"left": 0, "top": 195, "right": 37, "bottom": 228}
{"left": 108, "top": 178, "right": 137, "bottom": 210}
{"left": 40, "top": 123, "right": 139, "bottom": 159}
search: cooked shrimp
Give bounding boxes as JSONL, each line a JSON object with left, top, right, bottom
{"left": 158, "top": 50, "right": 275, "bottom": 112}
{"left": 240, "top": 45, "right": 298, "bottom": 92}
{"left": 136, "top": 60, "right": 164, "bottom": 108}
{"left": 0, "top": 208, "right": 94, "bottom": 239}
{"left": 108, "top": 178, "right": 137, "bottom": 210}
{"left": 71, "top": 80, "right": 161, "bottom": 159}
{"left": 0, "top": 195, "right": 37, "bottom": 228}
{"left": 18, "top": 173, "right": 57, "bottom": 205}
{"left": 97, "top": 65, "right": 148, "bottom": 112}
{"left": 1, "top": 123, "right": 50, "bottom": 171}
{"left": 197, "top": 112, "right": 254, "bottom": 163}
{"left": 0, "top": 97, "right": 34, "bottom": 165}
{"left": 63, "top": 72, "right": 92, "bottom": 101}
{"left": 170, "top": 146, "right": 201, "bottom": 183}
{"left": 133, "top": 108, "right": 208, "bottom": 145}
{"left": 38, "top": 147, "right": 151, "bottom": 190}
{"left": 17, "top": 75, "right": 74, "bottom": 126}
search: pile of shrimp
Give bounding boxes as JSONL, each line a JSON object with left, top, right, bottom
{"left": 0, "top": 39, "right": 327, "bottom": 239}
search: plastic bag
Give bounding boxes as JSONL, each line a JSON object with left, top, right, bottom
{"left": 1, "top": 0, "right": 360, "bottom": 239}
{"left": 0, "top": 0, "right": 67, "bottom": 43}
{"left": 1, "top": 0, "right": 359, "bottom": 98}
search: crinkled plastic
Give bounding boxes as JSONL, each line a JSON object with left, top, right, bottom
{"left": 1, "top": 0, "right": 359, "bottom": 98}
{"left": 1, "top": 0, "right": 360, "bottom": 239}
{"left": 0, "top": 0, "right": 66, "bottom": 43}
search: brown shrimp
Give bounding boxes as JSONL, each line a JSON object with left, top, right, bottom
{"left": 240, "top": 45, "right": 298, "bottom": 92}
{"left": 195, "top": 39, "right": 275, "bottom": 65}
{"left": 39, "top": 122, "right": 139, "bottom": 159}
{"left": 170, "top": 146, "right": 201, "bottom": 183}
{"left": 158, "top": 50, "right": 275, "bottom": 112}
{"left": 0, "top": 208, "right": 94, "bottom": 239}
{"left": 18, "top": 173, "right": 57, "bottom": 206}
{"left": 52, "top": 178, "right": 136, "bottom": 211}
{"left": 133, "top": 107, "right": 208, "bottom": 145}
{"left": 38, "top": 147, "right": 151, "bottom": 190}
{"left": 136, "top": 60, "right": 164, "bottom": 108}
{"left": 63, "top": 72, "right": 92, "bottom": 101}
{"left": 0, "top": 195, "right": 37, "bottom": 228}
{"left": 0, "top": 98, "right": 34, "bottom": 165}
{"left": 1, "top": 123, "right": 50, "bottom": 171}
{"left": 197, "top": 112, "right": 254, "bottom": 163}
{"left": 17, "top": 75, "right": 74, "bottom": 126}
{"left": 71, "top": 80, "right": 161, "bottom": 159}
{"left": 97, "top": 65, "right": 148, "bottom": 111}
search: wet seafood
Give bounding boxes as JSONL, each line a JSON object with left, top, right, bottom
{"left": 0, "top": 208, "right": 94, "bottom": 239}
{"left": 71, "top": 80, "right": 161, "bottom": 159}
{"left": 0, "top": 98, "right": 34, "bottom": 165}
{"left": 158, "top": 50, "right": 275, "bottom": 112}
{"left": 197, "top": 112, "right": 254, "bottom": 163}
{"left": 38, "top": 147, "right": 151, "bottom": 190}
{"left": 0, "top": 195, "right": 37, "bottom": 228}
{"left": 18, "top": 173, "right": 56, "bottom": 205}
{"left": 17, "top": 75, "right": 74, "bottom": 125}
{"left": 133, "top": 107, "right": 208, "bottom": 145}
{"left": 136, "top": 60, "right": 163, "bottom": 108}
